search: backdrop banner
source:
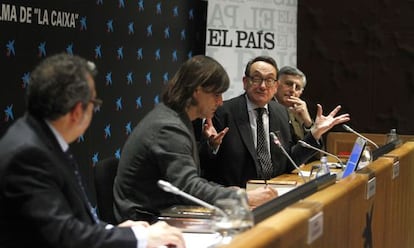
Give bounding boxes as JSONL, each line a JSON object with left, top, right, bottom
{"left": 0, "top": 0, "right": 205, "bottom": 168}
{"left": 205, "top": 0, "right": 297, "bottom": 100}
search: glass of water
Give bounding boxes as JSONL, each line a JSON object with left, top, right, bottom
{"left": 358, "top": 145, "right": 373, "bottom": 169}
{"left": 213, "top": 194, "right": 254, "bottom": 245}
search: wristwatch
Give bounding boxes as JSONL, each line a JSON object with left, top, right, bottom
{"left": 303, "top": 121, "right": 314, "bottom": 132}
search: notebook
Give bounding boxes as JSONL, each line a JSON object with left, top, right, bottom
{"left": 341, "top": 137, "right": 367, "bottom": 179}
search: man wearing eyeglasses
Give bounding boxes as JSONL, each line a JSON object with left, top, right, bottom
{"left": 0, "top": 53, "right": 184, "bottom": 248}
{"left": 274, "top": 66, "right": 313, "bottom": 143}
{"left": 199, "top": 56, "right": 350, "bottom": 190}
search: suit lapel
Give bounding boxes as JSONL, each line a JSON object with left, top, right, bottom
{"left": 232, "top": 96, "right": 258, "bottom": 166}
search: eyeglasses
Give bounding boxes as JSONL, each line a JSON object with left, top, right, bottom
{"left": 90, "top": 98, "right": 103, "bottom": 110}
{"left": 248, "top": 76, "right": 277, "bottom": 87}
{"left": 281, "top": 80, "right": 303, "bottom": 91}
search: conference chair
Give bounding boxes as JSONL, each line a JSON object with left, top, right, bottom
{"left": 94, "top": 157, "right": 119, "bottom": 224}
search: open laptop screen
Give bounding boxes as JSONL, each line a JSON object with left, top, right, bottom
{"left": 341, "top": 137, "right": 367, "bottom": 179}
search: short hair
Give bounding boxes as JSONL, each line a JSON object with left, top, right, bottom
{"left": 27, "top": 53, "right": 97, "bottom": 120}
{"left": 244, "top": 56, "right": 279, "bottom": 77}
{"left": 163, "top": 55, "right": 229, "bottom": 112}
{"left": 277, "top": 66, "right": 307, "bottom": 88}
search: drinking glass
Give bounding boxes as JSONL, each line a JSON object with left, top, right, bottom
{"left": 213, "top": 196, "right": 253, "bottom": 246}
{"left": 358, "top": 146, "right": 373, "bottom": 169}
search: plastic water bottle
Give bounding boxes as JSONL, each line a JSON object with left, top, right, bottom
{"left": 320, "top": 156, "right": 330, "bottom": 174}
{"left": 315, "top": 156, "right": 330, "bottom": 178}
{"left": 386, "top": 129, "right": 401, "bottom": 144}
{"left": 386, "top": 129, "right": 397, "bottom": 143}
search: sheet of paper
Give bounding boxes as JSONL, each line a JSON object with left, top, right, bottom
{"left": 271, "top": 185, "right": 296, "bottom": 195}
{"left": 182, "top": 232, "right": 222, "bottom": 248}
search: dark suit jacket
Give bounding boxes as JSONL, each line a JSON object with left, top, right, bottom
{"left": 0, "top": 114, "right": 136, "bottom": 248}
{"left": 200, "top": 94, "right": 320, "bottom": 188}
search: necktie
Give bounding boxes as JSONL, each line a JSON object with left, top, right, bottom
{"left": 255, "top": 108, "right": 273, "bottom": 179}
{"left": 65, "top": 149, "right": 100, "bottom": 224}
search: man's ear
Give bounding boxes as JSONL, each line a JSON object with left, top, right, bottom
{"left": 69, "top": 102, "right": 84, "bottom": 123}
{"left": 242, "top": 76, "right": 249, "bottom": 90}
{"left": 273, "top": 80, "right": 280, "bottom": 92}
{"left": 193, "top": 86, "right": 201, "bottom": 98}
{"left": 194, "top": 86, "right": 201, "bottom": 93}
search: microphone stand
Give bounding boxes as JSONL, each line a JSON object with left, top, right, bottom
{"left": 270, "top": 132, "right": 307, "bottom": 183}
{"left": 157, "top": 180, "right": 228, "bottom": 217}
{"left": 342, "top": 124, "right": 379, "bottom": 149}
{"left": 298, "top": 140, "right": 345, "bottom": 171}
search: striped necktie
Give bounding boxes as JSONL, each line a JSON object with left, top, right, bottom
{"left": 255, "top": 108, "right": 273, "bottom": 179}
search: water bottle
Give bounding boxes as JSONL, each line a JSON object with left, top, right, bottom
{"left": 315, "top": 156, "right": 330, "bottom": 178}
{"left": 386, "top": 129, "right": 398, "bottom": 143}
{"left": 320, "top": 156, "right": 330, "bottom": 174}
{"left": 386, "top": 129, "right": 401, "bottom": 146}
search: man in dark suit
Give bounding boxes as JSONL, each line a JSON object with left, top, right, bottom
{"left": 200, "top": 56, "right": 350, "bottom": 188}
{"left": 0, "top": 53, "right": 184, "bottom": 248}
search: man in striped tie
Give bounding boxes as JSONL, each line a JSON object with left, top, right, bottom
{"left": 199, "top": 56, "right": 350, "bottom": 195}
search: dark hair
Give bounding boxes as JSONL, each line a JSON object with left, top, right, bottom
{"left": 277, "top": 66, "right": 307, "bottom": 88}
{"left": 244, "top": 56, "right": 279, "bottom": 77}
{"left": 27, "top": 53, "right": 97, "bottom": 120}
{"left": 162, "top": 55, "right": 229, "bottom": 112}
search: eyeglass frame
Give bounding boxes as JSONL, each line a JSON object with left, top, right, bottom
{"left": 247, "top": 76, "right": 278, "bottom": 87}
{"left": 89, "top": 98, "right": 103, "bottom": 110}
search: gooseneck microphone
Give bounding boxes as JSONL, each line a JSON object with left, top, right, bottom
{"left": 298, "top": 140, "right": 345, "bottom": 170}
{"left": 269, "top": 132, "right": 307, "bottom": 183}
{"left": 157, "top": 180, "right": 227, "bottom": 217}
{"left": 342, "top": 124, "right": 379, "bottom": 148}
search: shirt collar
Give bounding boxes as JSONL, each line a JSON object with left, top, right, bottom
{"left": 45, "top": 120, "right": 69, "bottom": 152}
{"left": 245, "top": 94, "right": 269, "bottom": 114}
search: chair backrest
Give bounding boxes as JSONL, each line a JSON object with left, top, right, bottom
{"left": 94, "top": 157, "right": 118, "bottom": 224}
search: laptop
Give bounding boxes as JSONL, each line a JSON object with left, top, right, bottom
{"left": 341, "top": 137, "right": 367, "bottom": 179}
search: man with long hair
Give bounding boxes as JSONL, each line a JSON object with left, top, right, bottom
{"left": 114, "top": 55, "right": 277, "bottom": 223}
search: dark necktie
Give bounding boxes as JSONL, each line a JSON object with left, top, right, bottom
{"left": 65, "top": 149, "right": 100, "bottom": 224}
{"left": 255, "top": 108, "right": 273, "bottom": 179}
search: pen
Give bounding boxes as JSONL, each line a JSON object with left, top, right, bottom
{"left": 247, "top": 180, "right": 297, "bottom": 186}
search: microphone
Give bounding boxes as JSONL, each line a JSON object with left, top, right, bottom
{"left": 298, "top": 140, "right": 345, "bottom": 170}
{"left": 269, "top": 132, "right": 307, "bottom": 183}
{"left": 342, "top": 124, "right": 379, "bottom": 148}
{"left": 157, "top": 180, "right": 227, "bottom": 217}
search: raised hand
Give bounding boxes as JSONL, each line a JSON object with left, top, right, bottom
{"left": 287, "top": 96, "right": 313, "bottom": 127}
{"left": 203, "top": 118, "right": 229, "bottom": 150}
{"left": 311, "top": 104, "right": 350, "bottom": 140}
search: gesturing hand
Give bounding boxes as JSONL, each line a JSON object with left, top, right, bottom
{"left": 203, "top": 118, "right": 229, "bottom": 150}
{"left": 311, "top": 104, "right": 350, "bottom": 140}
